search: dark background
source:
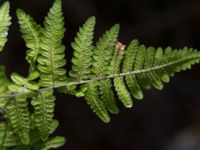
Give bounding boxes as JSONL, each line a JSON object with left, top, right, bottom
{"left": 1, "top": 0, "right": 200, "bottom": 150}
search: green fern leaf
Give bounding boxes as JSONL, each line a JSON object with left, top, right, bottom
{"left": 84, "top": 82, "right": 110, "bottom": 123}
{"left": 16, "top": 9, "right": 41, "bottom": 71}
{"left": 98, "top": 79, "right": 119, "bottom": 114}
{"left": 69, "top": 16, "right": 96, "bottom": 81}
{"left": 112, "top": 42, "right": 133, "bottom": 108}
{"left": 1, "top": 0, "right": 200, "bottom": 147}
{"left": 37, "top": 0, "right": 67, "bottom": 87}
{"left": 6, "top": 73, "right": 31, "bottom": 145}
{"left": 31, "top": 89, "right": 55, "bottom": 141}
{"left": 92, "top": 24, "right": 120, "bottom": 76}
{"left": 0, "top": 1, "right": 11, "bottom": 52}
{"left": 6, "top": 95, "right": 30, "bottom": 145}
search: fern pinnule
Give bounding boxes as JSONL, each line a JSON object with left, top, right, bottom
{"left": 31, "top": 89, "right": 55, "bottom": 141}
{"left": 5, "top": 74, "right": 35, "bottom": 145}
{"left": 99, "top": 79, "right": 119, "bottom": 114}
{"left": 37, "top": 0, "right": 66, "bottom": 87}
{"left": 91, "top": 24, "right": 120, "bottom": 76}
{"left": 6, "top": 95, "right": 30, "bottom": 145}
{"left": 16, "top": 9, "right": 41, "bottom": 71}
{"left": 112, "top": 42, "right": 133, "bottom": 108}
{"left": 0, "top": 1, "right": 11, "bottom": 52}
{"left": 84, "top": 82, "right": 110, "bottom": 123}
{"left": 70, "top": 16, "right": 96, "bottom": 81}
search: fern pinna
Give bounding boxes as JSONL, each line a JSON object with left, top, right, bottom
{"left": 0, "top": 0, "right": 200, "bottom": 149}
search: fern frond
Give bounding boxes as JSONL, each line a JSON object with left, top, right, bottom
{"left": 6, "top": 95, "right": 30, "bottom": 145}
{"left": 69, "top": 16, "right": 96, "bottom": 81}
{"left": 37, "top": 0, "right": 66, "bottom": 87}
{"left": 0, "top": 1, "right": 11, "bottom": 52}
{"left": 31, "top": 89, "right": 55, "bottom": 141}
{"left": 1, "top": 0, "right": 200, "bottom": 148}
{"left": 16, "top": 9, "right": 41, "bottom": 71}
